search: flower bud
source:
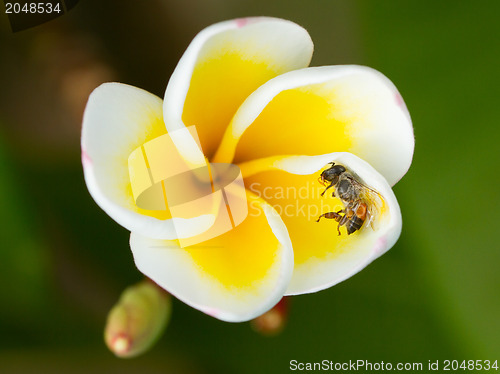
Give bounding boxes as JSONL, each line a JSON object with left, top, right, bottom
{"left": 251, "top": 298, "right": 288, "bottom": 336}
{"left": 104, "top": 280, "right": 171, "bottom": 358}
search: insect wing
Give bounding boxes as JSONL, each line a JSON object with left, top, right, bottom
{"left": 363, "top": 187, "right": 384, "bottom": 230}
{"left": 348, "top": 177, "right": 383, "bottom": 230}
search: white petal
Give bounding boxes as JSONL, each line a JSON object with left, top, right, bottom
{"left": 163, "top": 17, "right": 314, "bottom": 158}
{"left": 215, "top": 65, "right": 414, "bottom": 186}
{"left": 239, "top": 152, "right": 402, "bottom": 295}
{"left": 82, "top": 83, "right": 214, "bottom": 239}
{"left": 130, "top": 192, "right": 294, "bottom": 322}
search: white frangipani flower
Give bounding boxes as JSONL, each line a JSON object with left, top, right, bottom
{"left": 82, "top": 17, "right": 414, "bottom": 322}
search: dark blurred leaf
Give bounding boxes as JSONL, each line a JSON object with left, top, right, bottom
{"left": 0, "top": 129, "right": 51, "bottom": 332}
{"left": 359, "top": 0, "right": 500, "bottom": 357}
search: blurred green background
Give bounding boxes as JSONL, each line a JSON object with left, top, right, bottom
{"left": 1, "top": 1, "right": 499, "bottom": 373}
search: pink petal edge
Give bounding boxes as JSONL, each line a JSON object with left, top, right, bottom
{"left": 235, "top": 18, "right": 250, "bottom": 28}
{"left": 373, "top": 236, "right": 387, "bottom": 256}
{"left": 81, "top": 147, "right": 92, "bottom": 167}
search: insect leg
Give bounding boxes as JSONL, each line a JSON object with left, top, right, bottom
{"left": 320, "top": 183, "right": 335, "bottom": 197}
{"left": 335, "top": 222, "right": 341, "bottom": 236}
{"left": 317, "top": 211, "right": 349, "bottom": 236}
{"left": 337, "top": 214, "right": 350, "bottom": 236}
{"left": 316, "top": 211, "right": 342, "bottom": 222}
